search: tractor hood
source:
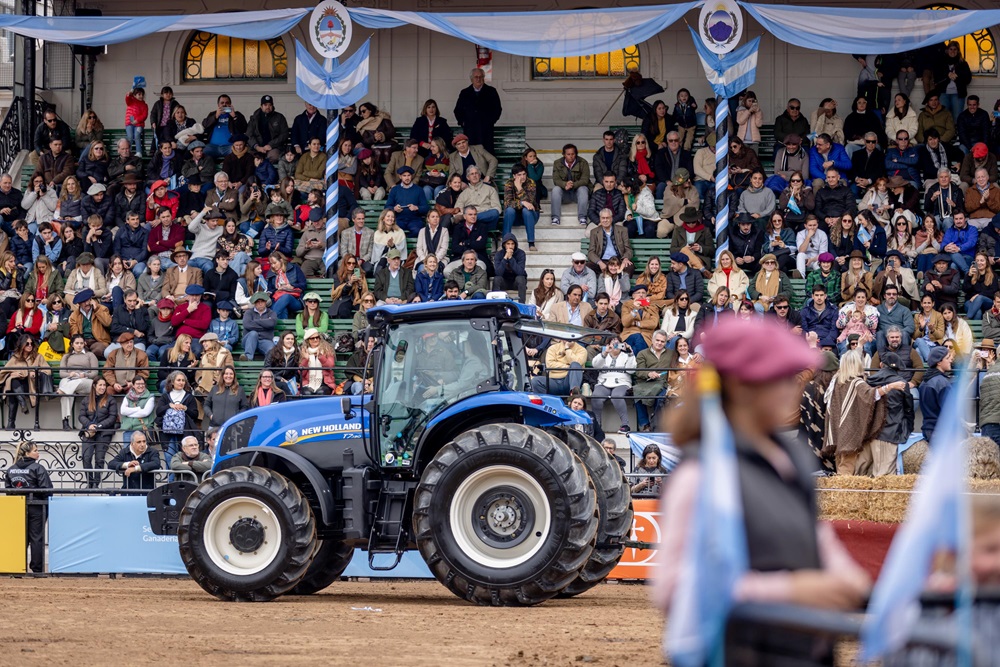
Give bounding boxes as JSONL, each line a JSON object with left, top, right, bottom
{"left": 507, "top": 319, "right": 618, "bottom": 345}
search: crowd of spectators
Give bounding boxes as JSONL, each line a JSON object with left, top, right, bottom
{"left": 6, "top": 46, "right": 1000, "bottom": 482}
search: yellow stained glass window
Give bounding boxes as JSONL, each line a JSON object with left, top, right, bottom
{"left": 184, "top": 32, "right": 287, "bottom": 82}
{"left": 534, "top": 45, "right": 639, "bottom": 80}
{"left": 926, "top": 5, "right": 996, "bottom": 76}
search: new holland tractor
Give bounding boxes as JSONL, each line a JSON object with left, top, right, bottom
{"left": 152, "top": 299, "right": 633, "bottom": 605}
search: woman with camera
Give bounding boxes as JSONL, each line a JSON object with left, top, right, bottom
{"left": 591, "top": 335, "right": 637, "bottom": 434}
{"left": 630, "top": 443, "right": 668, "bottom": 496}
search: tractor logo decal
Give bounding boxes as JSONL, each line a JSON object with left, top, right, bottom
{"left": 281, "top": 423, "right": 364, "bottom": 446}
{"left": 285, "top": 429, "right": 299, "bottom": 443}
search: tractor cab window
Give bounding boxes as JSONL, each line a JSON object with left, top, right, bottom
{"left": 376, "top": 322, "right": 497, "bottom": 466}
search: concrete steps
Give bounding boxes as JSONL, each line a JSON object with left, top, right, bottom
{"left": 508, "top": 219, "right": 586, "bottom": 281}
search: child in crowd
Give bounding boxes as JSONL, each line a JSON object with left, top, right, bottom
{"left": 838, "top": 309, "right": 874, "bottom": 346}
{"left": 208, "top": 301, "right": 240, "bottom": 349}
{"left": 277, "top": 148, "right": 299, "bottom": 183}
{"left": 672, "top": 88, "right": 698, "bottom": 152}
{"left": 254, "top": 154, "right": 278, "bottom": 187}
{"left": 124, "top": 87, "right": 148, "bottom": 158}
{"left": 267, "top": 187, "right": 294, "bottom": 224}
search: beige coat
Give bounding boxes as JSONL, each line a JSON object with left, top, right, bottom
{"left": 448, "top": 145, "right": 498, "bottom": 182}
{"left": 196, "top": 346, "right": 234, "bottom": 394}
{"left": 549, "top": 300, "right": 593, "bottom": 325}
{"left": 0, "top": 352, "right": 52, "bottom": 406}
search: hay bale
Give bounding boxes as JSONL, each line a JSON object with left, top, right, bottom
{"left": 867, "top": 475, "right": 918, "bottom": 523}
{"left": 966, "top": 437, "right": 1000, "bottom": 480}
{"left": 902, "top": 440, "right": 928, "bottom": 475}
{"left": 970, "top": 479, "right": 1000, "bottom": 494}
{"left": 816, "top": 475, "right": 875, "bottom": 522}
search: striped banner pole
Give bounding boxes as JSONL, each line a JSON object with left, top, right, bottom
{"left": 714, "top": 96, "right": 730, "bottom": 262}
{"left": 323, "top": 113, "right": 340, "bottom": 270}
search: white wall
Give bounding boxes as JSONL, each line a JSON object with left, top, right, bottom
{"left": 39, "top": 0, "right": 1000, "bottom": 151}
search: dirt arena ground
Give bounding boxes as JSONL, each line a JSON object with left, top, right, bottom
{"left": 0, "top": 577, "right": 664, "bottom": 666}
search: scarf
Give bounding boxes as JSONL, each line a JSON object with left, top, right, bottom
{"left": 754, "top": 269, "right": 780, "bottom": 300}
{"left": 126, "top": 386, "right": 144, "bottom": 403}
{"left": 423, "top": 225, "right": 442, "bottom": 254}
{"left": 681, "top": 220, "right": 705, "bottom": 234}
{"left": 355, "top": 111, "right": 390, "bottom": 135}
{"left": 635, "top": 150, "right": 653, "bottom": 177}
{"left": 72, "top": 269, "right": 95, "bottom": 292}
{"left": 928, "top": 143, "right": 948, "bottom": 171}
{"left": 14, "top": 308, "right": 37, "bottom": 330}
{"left": 256, "top": 386, "right": 273, "bottom": 406}
{"left": 602, "top": 274, "right": 622, "bottom": 306}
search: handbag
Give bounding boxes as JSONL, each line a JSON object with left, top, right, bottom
{"left": 162, "top": 407, "right": 186, "bottom": 434}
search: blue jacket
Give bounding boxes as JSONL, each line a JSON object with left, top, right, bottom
{"left": 290, "top": 111, "right": 327, "bottom": 152}
{"left": 81, "top": 193, "right": 115, "bottom": 227}
{"left": 255, "top": 160, "right": 278, "bottom": 187}
{"left": 112, "top": 224, "right": 150, "bottom": 263}
{"left": 266, "top": 262, "right": 306, "bottom": 295}
{"left": 209, "top": 317, "right": 239, "bottom": 348}
{"left": 31, "top": 236, "right": 61, "bottom": 265}
{"left": 493, "top": 233, "right": 527, "bottom": 278}
{"left": 10, "top": 232, "right": 33, "bottom": 267}
{"left": 942, "top": 224, "right": 979, "bottom": 258}
{"left": 919, "top": 369, "right": 951, "bottom": 441}
{"left": 259, "top": 223, "right": 295, "bottom": 257}
{"left": 76, "top": 156, "right": 109, "bottom": 186}
{"left": 385, "top": 184, "right": 429, "bottom": 236}
{"left": 415, "top": 269, "right": 444, "bottom": 302}
{"left": 884, "top": 146, "right": 920, "bottom": 183}
{"left": 800, "top": 301, "right": 839, "bottom": 348}
{"left": 809, "top": 144, "right": 852, "bottom": 182}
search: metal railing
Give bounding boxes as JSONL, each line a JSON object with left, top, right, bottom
{"left": 0, "top": 96, "right": 46, "bottom": 173}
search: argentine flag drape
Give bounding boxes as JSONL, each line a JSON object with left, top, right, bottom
{"left": 666, "top": 369, "right": 748, "bottom": 667}
{"left": 860, "top": 361, "right": 974, "bottom": 662}
{"left": 295, "top": 39, "right": 371, "bottom": 112}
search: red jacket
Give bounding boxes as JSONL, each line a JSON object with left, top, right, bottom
{"left": 299, "top": 353, "right": 337, "bottom": 390}
{"left": 170, "top": 302, "right": 211, "bottom": 340}
{"left": 125, "top": 93, "right": 148, "bottom": 127}
{"left": 145, "top": 191, "right": 179, "bottom": 221}
{"left": 147, "top": 221, "right": 186, "bottom": 256}
{"left": 6, "top": 307, "right": 43, "bottom": 337}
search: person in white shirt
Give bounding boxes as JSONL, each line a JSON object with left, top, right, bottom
{"left": 591, "top": 336, "right": 637, "bottom": 434}
{"left": 795, "top": 215, "right": 829, "bottom": 277}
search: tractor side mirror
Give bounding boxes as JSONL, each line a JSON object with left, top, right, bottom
{"left": 341, "top": 396, "right": 353, "bottom": 418}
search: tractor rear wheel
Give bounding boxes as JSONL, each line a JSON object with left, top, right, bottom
{"left": 414, "top": 423, "right": 598, "bottom": 606}
{"left": 558, "top": 430, "right": 633, "bottom": 597}
{"left": 177, "top": 466, "right": 318, "bottom": 601}
{"left": 287, "top": 539, "right": 354, "bottom": 595}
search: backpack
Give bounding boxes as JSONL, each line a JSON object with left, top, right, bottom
{"left": 162, "top": 407, "right": 187, "bottom": 434}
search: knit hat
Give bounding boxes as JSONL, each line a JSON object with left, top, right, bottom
{"left": 702, "top": 318, "right": 820, "bottom": 383}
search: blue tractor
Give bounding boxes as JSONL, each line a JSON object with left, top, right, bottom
{"left": 167, "top": 299, "right": 632, "bottom": 604}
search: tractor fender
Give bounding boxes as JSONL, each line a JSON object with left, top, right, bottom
{"left": 426, "top": 391, "right": 591, "bottom": 432}
{"left": 216, "top": 446, "right": 335, "bottom": 527}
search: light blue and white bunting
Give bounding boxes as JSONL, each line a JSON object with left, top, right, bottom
{"left": 295, "top": 38, "right": 371, "bottom": 112}
{"left": 666, "top": 369, "right": 748, "bottom": 667}
{"left": 860, "top": 360, "right": 974, "bottom": 662}
{"left": 689, "top": 27, "right": 760, "bottom": 100}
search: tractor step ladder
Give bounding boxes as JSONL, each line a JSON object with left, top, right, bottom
{"left": 367, "top": 480, "right": 414, "bottom": 571}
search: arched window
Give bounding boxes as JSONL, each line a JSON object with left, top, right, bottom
{"left": 183, "top": 32, "right": 288, "bottom": 82}
{"left": 533, "top": 45, "right": 640, "bottom": 80}
{"left": 926, "top": 5, "right": 996, "bottom": 76}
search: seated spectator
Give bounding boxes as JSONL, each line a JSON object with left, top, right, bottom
{"left": 453, "top": 166, "right": 501, "bottom": 230}
{"left": 691, "top": 144, "right": 715, "bottom": 206}
{"left": 118, "top": 376, "right": 154, "bottom": 448}
{"left": 339, "top": 208, "right": 375, "bottom": 274}
{"left": 0, "top": 334, "right": 50, "bottom": 427}
{"left": 385, "top": 165, "right": 430, "bottom": 238}
{"left": 593, "top": 130, "right": 629, "bottom": 184}
{"left": 839, "top": 249, "right": 874, "bottom": 305}
{"left": 528, "top": 269, "right": 564, "bottom": 320}
{"left": 346, "top": 334, "right": 376, "bottom": 395}
{"left": 924, "top": 168, "right": 964, "bottom": 229}
{"left": 491, "top": 235, "right": 527, "bottom": 302}
{"left": 356, "top": 102, "right": 397, "bottom": 165}
{"left": 155, "top": 369, "right": 199, "bottom": 461}
{"left": 415, "top": 254, "right": 444, "bottom": 303}
{"left": 918, "top": 129, "right": 963, "bottom": 189}
{"left": 631, "top": 443, "right": 669, "bottom": 496}
{"left": 836, "top": 287, "right": 879, "bottom": 355}
{"left": 560, "top": 252, "right": 598, "bottom": 304}
{"left": 587, "top": 173, "right": 627, "bottom": 226}
{"left": 250, "top": 369, "right": 286, "bottom": 407}
{"left": 621, "top": 284, "right": 661, "bottom": 352}
{"left": 629, "top": 133, "right": 657, "bottom": 190}
{"left": 960, "top": 143, "right": 998, "bottom": 190}
{"left": 69, "top": 288, "right": 112, "bottom": 358}
{"left": 291, "top": 102, "right": 326, "bottom": 156}
{"left": 209, "top": 301, "right": 239, "bottom": 351}
{"left": 982, "top": 292, "right": 1000, "bottom": 341}
{"left": 658, "top": 169, "right": 700, "bottom": 239}
{"left": 143, "top": 182, "right": 179, "bottom": 225}
{"left": 4, "top": 292, "right": 42, "bottom": 352}
{"left": 419, "top": 137, "right": 450, "bottom": 201}
{"left": 103, "top": 332, "right": 149, "bottom": 394}
{"left": 596, "top": 258, "right": 630, "bottom": 313}
{"left": 963, "top": 251, "right": 998, "bottom": 320}
{"left": 8, "top": 220, "right": 34, "bottom": 274}
{"left": 737, "top": 170, "right": 776, "bottom": 222}
{"left": 858, "top": 177, "right": 894, "bottom": 228}
{"left": 727, "top": 214, "right": 761, "bottom": 276}
{"left": 216, "top": 218, "right": 252, "bottom": 278}
{"left": 967, "top": 168, "right": 1000, "bottom": 229}
{"left": 291, "top": 136, "right": 327, "bottom": 194}
{"left": 583, "top": 291, "right": 623, "bottom": 335}
{"left": 670, "top": 206, "right": 714, "bottom": 273}
{"left": 728, "top": 136, "right": 761, "bottom": 192}
{"left": 410, "top": 98, "right": 454, "bottom": 157}
{"left": 202, "top": 94, "right": 248, "bottom": 159}
{"left": 811, "top": 98, "right": 845, "bottom": 145}
{"left": 57, "top": 334, "right": 98, "bottom": 429}
{"left": 941, "top": 210, "right": 979, "bottom": 273}
{"left": 941, "top": 302, "right": 974, "bottom": 357}
{"left": 372, "top": 209, "right": 406, "bottom": 267}
{"left": 447, "top": 249, "right": 489, "bottom": 300}
{"left": 170, "top": 435, "right": 212, "bottom": 477}
{"left": 329, "top": 257, "right": 368, "bottom": 319}
{"left": 855, "top": 209, "right": 888, "bottom": 268}
{"left": 373, "top": 249, "right": 416, "bottom": 304}
{"left": 265, "top": 332, "right": 300, "bottom": 395}
{"left": 107, "top": 290, "right": 150, "bottom": 357}
{"left": 809, "top": 133, "right": 851, "bottom": 189}
{"left": 83, "top": 214, "right": 114, "bottom": 274}
{"left": 246, "top": 94, "right": 289, "bottom": 163}
{"left": 499, "top": 165, "right": 539, "bottom": 251}
{"left": 448, "top": 134, "right": 497, "bottom": 185}
{"left": 113, "top": 212, "right": 150, "bottom": 278}
{"left": 356, "top": 149, "right": 386, "bottom": 201}
{"left": 288, "top": 210, "right": 325, "bottom": 278}
{"left": 705, "top": 250, "right": 747, "bottom": 306}
{"left": 774, "top": 98, "right": 811, "bottom": 148}
{"left": 759, "top": 211, "right": 797, "bottom": 275}
{"left": 653, "top": 131, "right": 695, "bottom": 199}
{"left": 888, "top": 212, "right": 920, "bottom": 263}
{"left": 410, "top": 209, "right": 448, "bottom": 272}
{"left": 850, "top": 132, "right": 885, "bottom": 196}
{"left": 109, "top": 431, "right": 159, "bottom": 490}
{"left": 816, "top": 172, "right": 858, "bottom": 239}
{"left": 55, "top": 175, "right": 84, "bottom": 222}
{"left": 551, "top": 144, "right": 591, "bottom": 226}
{"left": 769, "top": 293, "right": 802, "bottom": 332}
{"left": 844, "top": 96, "right": 886, "bottom": 155}
{"left": 267, "top": 252, "right": 305, "bottom": 319}
{"left": 588, "top": 208, "right": 634, "bottom": 274}
{"left": 795, "top": 215, "right": 829, "bottom": 278}
{"left": 801, "top": 284, "right": 838, "bottom": 349}
{"left": 202, "top": 171, "right": 241, "bottom": 224}
{"left": 37, "top": 136, "right": 75, "bottom": 187}
{"left": 748, "top": 254, "right": 791, "bottom": 312}
{"left": 631, "top": 255, "right": 666, "bottom": 309}
{"left": 108, "top": 139, "right": 144, "bottom": 189}
{"left": 221, "top": 134, "right": 254, "bottom": 189}
{"left": 161, "top": 249, "right": 203, "bottom": 304}
{"left": 660, "top": 290, "right": 697, "bottom": 347}
{"left": 21, "top": 173, "right": 57, "bottom": 229}
{"left": 181, "top": 142, "right": 216, "bottom": 191}
{"left": 923, "top": 253, "right": 961, "bottom": 309}
{"left": 530, "top": 337, "right": 586, "bottom": 396}
{"left": 145, "top": 299, "right": 176, "bottom": 361}
{"left": 252, "top": 154, "right": 278, "bottom": 187}
{"left": 886, "top": 92, "right": 918, "bottom": 142}
{"left": 240, "top": 292, "right": 277, "bottom": 361}
{"left": 550, "top": 283, "right": 593, "bottom": 325}
{"left": 259, "top": 206, "right": 295, "bottom": 258}
{"left": 770, "top": 133, "right": 811, "bottom": 194}
{"left": 632, "top": 329, "right": 674, "bottom": 431}
{"left": 884, "top": 130, "right": 920, "bottom": 188}
{"left": 146, "top": 141, "right": 181, "bottom": 189}
{"left": 621, "top": 175, "right": 659, "bottom": 240}
{"left": 137, "top": 256, "right": 165, "bottom": 310}
{"left": 298, "top": 329, "right": 337, "bottom": 396}
{"left": 873, "top": 250, "right": 919, "bottom": 307}
{"left": 875, "top": 284, "right": 915, "bottom": 351}
{"left": 203, "top": 252, "right": 239, "bottom": 310}
{"left": 76, "top": 140, "right": 109, "bottom": 188}
{"left": 591, "top": 336, "right": 637, "bottom": 434}
{"left": 385, "top": 139, "right": 425, "bottom": 189}
{"left": 197, "top": 332, "right": 235, "bottom": 399}
{"left": 916, "top": 93, "right": 957, "bottom": 144}
{"left": 170, "top": 285, "right": 211, "bottom": 356}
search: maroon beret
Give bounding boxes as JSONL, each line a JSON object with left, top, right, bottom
{"left": 701, "top": 317, "right": 819, "bottom": 384}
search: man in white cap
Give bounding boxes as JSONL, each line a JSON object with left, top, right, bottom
{"left": 82, "top": 182, "right": 113, "bottom": 227}
{"left": 560, "top": 251, "right": 597, "bottom": 303}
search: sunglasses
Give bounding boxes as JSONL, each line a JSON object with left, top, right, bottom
{"left": 678, "top": 297, "right": 689, "bottom": 301}
{"left": 25, "top": 299, "right": 35, "bottom": 303}
{"left": 667, "top": 138, "right": 680, "bottom": 143}
{"left": 790, "top": 179, "right": 802, "bottom": 183}
{"left": 308, "top": 336, "right": 320, "bottom": 341}
{"left": 896, "top": 221, "right": 908, "bottom": 226}
{"left": 788, "top": 105, "right": 800, "bottom": 110}
{"left": 865, "top": 140, "right": 877, "bottom": 144}
{"left": 573, "top": 260, "right": 585, "bottom": 265}
{"left": 897, "top": 137, "right": 909, "bottom": 142}
{"left": 635, "top": 140, "right": 646, "bottom": 145}
{"left": 774, "top": 305, "right": 789, "bottom": 309}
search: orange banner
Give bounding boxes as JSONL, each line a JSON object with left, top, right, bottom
{"left": 607, "top": 498, "right": 660, "bottom": 580}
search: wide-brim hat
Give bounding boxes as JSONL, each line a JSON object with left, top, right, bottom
{"left": 171, "top": 248, "right": 192, "bottom": 260}
{"left": 849, "top": 249, "right": 866, "bottom": 260}
{"left": 671, "top": 168, "right": 691, "bottom": 185}
{"left": 702, "top": 318, "right": 820, "bottom": 384}
{"left": 251, "top": 291, "right": 272, "bottom": 305}
{"left": 121, "top": 173, "right": 142, "bottom": 185}
{"left": 886, "top": 175, "right": 909, "bottom": 189}
{"left": 979, "top": 338, "right": 996, "bottom": 352}
{"left": 677, "top": 206, "right": 700, "bottom": 223}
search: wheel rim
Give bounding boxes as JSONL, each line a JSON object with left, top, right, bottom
{"left": 202, "top": 496, "right": 283, "bottom": 576}
{"left": 449, "top": 465, "right": 552, "bottom": 569}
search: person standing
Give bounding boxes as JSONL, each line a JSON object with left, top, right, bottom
{"left": 5, "top": 440, "right": 52, "bottom": 573}
{"left": 864, "top": 352, "right": 915, "bottom": 476}
{"left": 978, "top": 340, "right": 1000, "bottom": 449}
{"left": 453, "top": 68, "right": 503, "bottom": 154}
{"left": 919, "top": 345, "right": 954, "bottom": 443}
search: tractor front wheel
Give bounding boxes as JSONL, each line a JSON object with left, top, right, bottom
{"left": 414, "top": 424, "right": 598, "bottom": 606}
